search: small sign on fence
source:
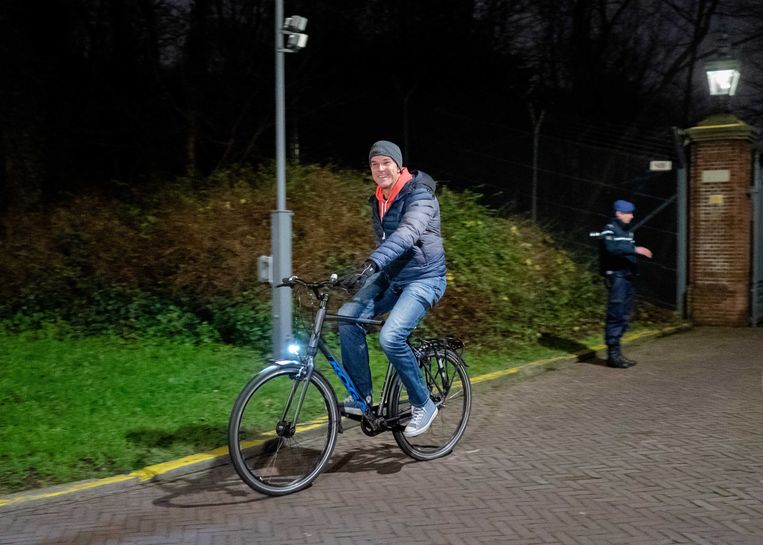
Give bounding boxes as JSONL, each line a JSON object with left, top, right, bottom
{"left": 649, "top": 160, "right": 673, "bottom": 171}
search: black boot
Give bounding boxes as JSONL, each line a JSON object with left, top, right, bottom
{"left": 607, "top": 347, "right": 631, "bottom": 368}
{"left": 619, "top": 352, "right": 638, "bottom": 366}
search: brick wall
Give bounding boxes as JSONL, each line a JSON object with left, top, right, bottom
{"left": 687, "top": 131, "right": 753, "bottom": 325}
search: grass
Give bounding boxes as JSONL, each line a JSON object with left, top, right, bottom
{"left": 0, "top": 328, "right": 569, "bottom": 497}
{"left": 0, "top": 332, "right": 518, "bottom": 493}
{"left": 0, "top": 332, "right": 263, "bottom": 493}
{"left": 0, "top": 319, "right": 684, "bottom": 495}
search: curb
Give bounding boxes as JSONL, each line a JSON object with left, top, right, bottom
{"left": 473, "top": 322, "right": 692, "bottom": 386}
{"left": 0, "top": 323, "right": 691, "bottom": 511}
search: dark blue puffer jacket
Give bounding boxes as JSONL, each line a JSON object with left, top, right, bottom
{"left": 366, "top": 170, "right": 447, "bottom": 284}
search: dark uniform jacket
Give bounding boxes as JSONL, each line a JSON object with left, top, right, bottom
{"left": 599, "top": 218, "right": 638, "bottom": 275}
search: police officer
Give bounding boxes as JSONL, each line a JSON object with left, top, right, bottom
{"left": 599, "top": 200, "right": 652, "bottom": 368}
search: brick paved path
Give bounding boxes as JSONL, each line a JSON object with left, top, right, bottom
{"left": 2, "top": 327, "right": 762, "bottom": 545}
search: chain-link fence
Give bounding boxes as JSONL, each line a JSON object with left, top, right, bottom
{"left": 409, "top": 110, "right": 680, "bottom": 309}
{"left": 297, "top": 108, "right": 682, "bottom": 309}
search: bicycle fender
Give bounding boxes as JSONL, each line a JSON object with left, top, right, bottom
{"left": 257, "top": 359, "right": 303, "bottom": 376}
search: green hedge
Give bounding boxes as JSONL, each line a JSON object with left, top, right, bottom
{"left": 0, "top": 163, "right": 604, "bottom": 347}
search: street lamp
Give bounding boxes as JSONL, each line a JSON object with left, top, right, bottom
{"left": 704, "top": 34, "right": 740, "bottom": 111}
{"left": 269, "top": 1, "right": 308, "bottom": 358}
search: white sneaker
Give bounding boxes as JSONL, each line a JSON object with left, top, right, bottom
{"left": 404, "top": 399, "right": 438, "bottom": 437}
{"left": 340, "top": 396, "right": 364, "bottom": 416}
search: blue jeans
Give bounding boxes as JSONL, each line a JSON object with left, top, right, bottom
{"left": 338, "top": 274, "right": 446, "bottom": 408}
{"left": 604, "top": 271, "right": 634, "bottom": 348}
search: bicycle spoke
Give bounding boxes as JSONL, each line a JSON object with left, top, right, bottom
{"left": 390, "top": 349, "right": 471, "bottom": 460}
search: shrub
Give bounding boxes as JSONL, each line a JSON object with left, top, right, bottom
{"left": 0, "top": 163, "right": 604, "bottom": 346}
{"left": 432, "top": 188, "right": 603, "bottom": 343}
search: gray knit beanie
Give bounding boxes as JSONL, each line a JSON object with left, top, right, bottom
{"left": 368, "top": 140, "right": 403, "bottom": 168}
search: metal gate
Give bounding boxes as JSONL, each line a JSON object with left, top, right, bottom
{"left": 752, "top": 152, "right": 763, "bottom": 325}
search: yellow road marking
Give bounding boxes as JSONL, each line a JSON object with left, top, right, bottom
{"left": 0, "top": 475, "right": 135, "bottom": 507}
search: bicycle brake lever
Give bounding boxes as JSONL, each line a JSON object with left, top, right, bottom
{"left": 276, "top": 275, "right": 298, "bottom": 288}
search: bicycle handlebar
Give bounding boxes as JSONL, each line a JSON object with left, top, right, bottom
{"left": 278, "top": 274, "right": 384, "bottom": 326}
{"left": 276, "top": 274, "right": 341, "bottom": 292}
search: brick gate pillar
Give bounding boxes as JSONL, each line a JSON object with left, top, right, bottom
{"left": 685, "top": 113, "right": 758, "bottom": 325}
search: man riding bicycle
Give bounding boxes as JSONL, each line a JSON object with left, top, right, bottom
{"left": 338, "top": 140, "right": 447, "bottom": 437}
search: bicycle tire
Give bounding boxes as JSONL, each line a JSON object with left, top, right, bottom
{"left": 228, "top": 365, "right": 339, "bottom": 496}
{"left": 389, "top": 349, "right": 471, "bottom": 461}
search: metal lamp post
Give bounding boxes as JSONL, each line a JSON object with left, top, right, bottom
{"left": 269, "top": 2, "right": 308, "bottom": 359}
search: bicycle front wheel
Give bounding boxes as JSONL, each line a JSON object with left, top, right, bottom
{"left": 390, "top": 349, "right": 472, "bottom": 461}
{"left": 228, "top": 366, "right": 339, "bottom": 496}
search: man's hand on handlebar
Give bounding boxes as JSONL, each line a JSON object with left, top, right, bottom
{"left": 336, "top": 261, "right": 377, "bottom": 290}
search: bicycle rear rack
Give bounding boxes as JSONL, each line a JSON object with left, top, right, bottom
{"left": 412, "top": 336, "right": 465, "bottom": 358}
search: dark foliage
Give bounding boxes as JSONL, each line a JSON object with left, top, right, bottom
{"left": 0, "top": 164, "right": 605, "bottom": 346}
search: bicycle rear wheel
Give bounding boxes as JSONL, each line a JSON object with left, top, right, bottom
{"left": 390, "top": 349, "right": 471, "bottom": 461}
{"left": 228, "top": 366, "right": 339, "bottom": 496}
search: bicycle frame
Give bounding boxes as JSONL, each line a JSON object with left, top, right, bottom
{"left": 271, "top": 276, "right": 466, "bottom": 438}
{"left": 277, "top": 283, "right": 392, "bottom": 427}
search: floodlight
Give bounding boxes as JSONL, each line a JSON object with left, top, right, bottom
{"left": 286, "top": 32, "right": 308, "bottom": 51}
{"left": 284, "top": 16, "right": 308, "bottom": 32}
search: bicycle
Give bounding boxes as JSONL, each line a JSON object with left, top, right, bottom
{"left": 228, "top": 274, "right": 472, "bottom": 496}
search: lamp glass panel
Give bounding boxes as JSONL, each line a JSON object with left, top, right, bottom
{"left": 706, "top": 69, "right": 740, "bottom": 96}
